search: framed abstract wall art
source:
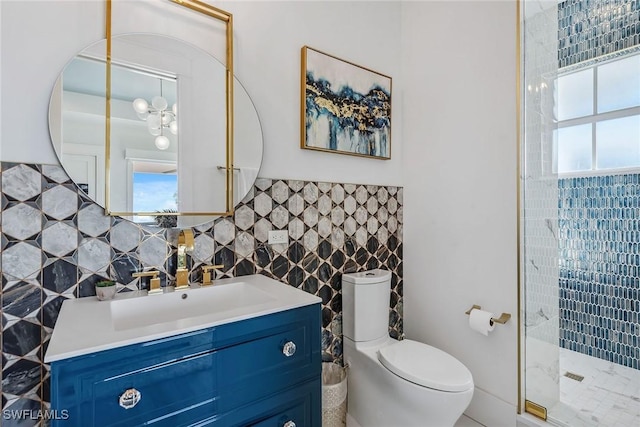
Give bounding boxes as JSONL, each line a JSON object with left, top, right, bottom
{"left": 301, "top": 46, "right": 392, "bottom": 159}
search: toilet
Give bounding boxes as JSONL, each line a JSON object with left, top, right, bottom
{"left": 342, "top": 269, "right": 474, "bottom": 427}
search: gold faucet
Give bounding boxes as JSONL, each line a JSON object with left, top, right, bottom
{"left": 132, "top": 270, "right": 162, "bottom": 295}
{"left": 175, "top": 229, "right": 194, "bottom": 290}
{"left": 201, "top": 264, "right": 225, "bottom": 286}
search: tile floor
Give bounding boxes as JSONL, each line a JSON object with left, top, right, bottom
{"left": 548, "top": 348, "right": 640, "bottom": 427}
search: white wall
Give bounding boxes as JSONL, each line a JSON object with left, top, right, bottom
{"left": 0, "top": 0, "right": 403, "bottom": 187}
{"left": 401, "top": 1, "right": 519, "bottom": 425}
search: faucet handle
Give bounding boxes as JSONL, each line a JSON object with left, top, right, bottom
{"left": 201, "top": 264, "right": 224, "bottom": 286}
{"left": 132, "top": 270, "right": 162, "bottom": 295}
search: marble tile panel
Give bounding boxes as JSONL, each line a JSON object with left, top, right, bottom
{"left": 41, "top": 222, "right": 78, "bottom": 258}
{"left": 1, "top": 243, "right": 42, "bottom": 281}
{"left": 270, "top": 205, "right": 289, "bottom": 229}
{"left": 42, "top": 259, "right": 77, "bottom": 294}
{"left": 287, "top": 193, "right": 304, "bottom": 217}
{"left": 303, "top": 182, "right": 319, "bottom": 204}
{"left": 234, "top": 205, "right": 254, "bottom": 231}
{"left": 1, "top": 165, "right": 41, "bottom": 201}
{"left": 234, "top": 232, "right": 254, "bottom": 258}
{"left": 109, "top": 221, "right": 142, "bottom": 253}
{"left": 2, "top": 358, "right": 41, "bottom": 395}
{"left": 41, "top": 186, "right": 77, "bottom": 220}
{"left": 288, "top": 218, "right": 304, "bottom": 241}
{"left": 77, "top": 204, "right": 110, "bottom": 237}
{"left": 77, "top": 238, "right": 111, "bottom": 273}
{"left": 253, "top": 192, "right": 273, "bottom": 217}
{"left": 253, "top": 218, "right": 272, "bottom": 243}
{"left": 41, "top": 164, "right": 70, "bottom": 184}
{"left": 2, "top": 320, "right": 41, "bottom": 357}
{"left": 136, "top": 236, "right": 167, "bottom": 269}
{"left": 2, "top": 282, "right": 43, "bottom": 319}
{"left": 213, "top": 218, "right": 235, "bottom": 246}
{"left": 303, "top": 206, "right": 319, "bottom": 227}
{"left": 2, "top": 204, "right": 42, "bottom": 240}
{"left": 271, "top": 180, "right": 289, "bottom": 204}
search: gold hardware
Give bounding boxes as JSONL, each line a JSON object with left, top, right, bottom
{"left": 465, "top": 305, "right": 512, "bottom": 325}
{"left": 132, "top": 271, "right": 162, "bottom": 295}
{"left": 524, "top": 400, "right": 547, "bottom": 421}
{"left": 201, "top": 264, "right": 224, "bottom": 286}
{"left": 175, "top": 230, "right": 195, "bottom": 289}
{"left": 105, "top": 0, "right": 234, "bottom": 217}
{"left": 178, "top": 229, "right": 195, "bottom": 251}
{"left": 175, "top": 270, "right": 190, "bottom": 290}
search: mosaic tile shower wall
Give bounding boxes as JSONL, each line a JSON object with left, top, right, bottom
{"left": 559, "top": 174, "right": 640, "bottom": 369}
{"left": 0, "top": 162, "right": 403, "bottom": 421}
{"left": 558, "top": 0, "right": 640, "bottom": 68}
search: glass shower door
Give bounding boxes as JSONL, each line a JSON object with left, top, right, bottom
{"left": 521, "top": 0, "right": 561, "bottom": 420}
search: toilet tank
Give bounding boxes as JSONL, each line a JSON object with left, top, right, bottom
{"left": 342, "top": 269, "right": 392, "bottom": 342}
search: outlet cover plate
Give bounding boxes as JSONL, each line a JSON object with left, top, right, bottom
{"left": 268, "top": 230, "right": 288, "bottom": 245}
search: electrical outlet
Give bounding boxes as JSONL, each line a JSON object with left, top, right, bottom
{"left": 268, "top": 230, "right": 289, "bottom": 245}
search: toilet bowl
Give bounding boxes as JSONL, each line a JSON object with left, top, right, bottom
{"left": 342, "top": 269, "right": 474, "bottom": 427}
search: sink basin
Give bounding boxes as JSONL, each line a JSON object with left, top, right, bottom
{"left": 111, "top": 282, "right": 274, "bottom": 331}
{"left": 44, "top": 274, "right": 322, "bottom": 363}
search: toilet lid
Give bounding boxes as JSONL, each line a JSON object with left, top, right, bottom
{"left": 377, "top": 340, "right": 473, "bottom": 392}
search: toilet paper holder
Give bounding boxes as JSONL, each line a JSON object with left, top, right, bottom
{"left": 465, "top": 305, "right": 511, "bottom": 325}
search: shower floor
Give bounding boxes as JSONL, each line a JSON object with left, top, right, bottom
{"left": 549, "top": 348, "right": 640, "bottom": 427}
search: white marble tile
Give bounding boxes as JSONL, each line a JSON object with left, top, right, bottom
{"left": 78, "top": 238, "right": 111, "bottom": 273}
{"left": 110, "top": 221, "right": 142, "bottom": 252}
{"left": 136, "top": 236, "right": 166, "bottom": 269}
{"left": 41, "top": 185, "right": 78, "bottom": 220}
{"left": 2, "top": 203, "right": 42, "bottom": 240}
{"left": 547, "top": 348, "right": 640, "bottom": 427}
{"left": 193, "top": 234, "right": 215, "bottom": 262}
{"left": 77, "top": 203, "right": 110, "bottom": 237}
{"left": 42, "top": 222, "right": 78, "bottom": 257}
{"left": 2, "top": 164, "right": 41, "bottom": 201}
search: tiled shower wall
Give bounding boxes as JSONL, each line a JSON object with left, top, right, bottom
{"left": 555, "top": 0, "right": 640, "bottom": 370}
{"left": 558, "top": 0, "right": 640, "bottom": 68}
{"left": 558, "top": 174, "right": 640, "bottom": 370}
{"left": 0, "top": 162, "right": 403, "bottom": 420}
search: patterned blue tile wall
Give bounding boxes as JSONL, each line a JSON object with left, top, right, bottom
{"left": 0, "top": 162, "right": 403, "bottom": 423}
{"left": 559, "top": 174, "right": 640, "bottom": 369}
{"left": 558, "top": 0, "right": 640, "bottom": 68}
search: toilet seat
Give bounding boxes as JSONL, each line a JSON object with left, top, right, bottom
{"left": 377, "top": 340, "right": 473, "bottom": 392}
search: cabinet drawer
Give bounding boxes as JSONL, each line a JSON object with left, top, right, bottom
{"left": 216, "top": 323, "right": 315, "bottom": 411}
{"left": 213, "top": 378, "right": 321, "bottom": 427}
{"left": 77, "top": 351, "right": 218, "bottom": 426}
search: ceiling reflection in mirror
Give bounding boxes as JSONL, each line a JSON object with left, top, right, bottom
{"left": 49, "top": 33, "right": 263, "bottom": 227}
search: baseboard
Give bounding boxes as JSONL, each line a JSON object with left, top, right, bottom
{"left": 464, "top": 387, "right": 517, "bottom": 427}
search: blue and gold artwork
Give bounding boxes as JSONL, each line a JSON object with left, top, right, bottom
{"left": 301, "top": 46, "right": 392, "bottom": 159}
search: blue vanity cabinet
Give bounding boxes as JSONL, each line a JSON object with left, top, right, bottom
{"left": 49, "top": 304, "right": 321, "bottom": 427}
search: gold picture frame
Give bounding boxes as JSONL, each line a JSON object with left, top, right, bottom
{"left": 301, "top": 46, "right": 392, "bottom": 160}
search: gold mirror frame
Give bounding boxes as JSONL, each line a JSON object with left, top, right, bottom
{"left": 105, "top": 0, "right": 234, "bottom": 218}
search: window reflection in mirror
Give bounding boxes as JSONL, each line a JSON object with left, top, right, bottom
{"left": 131, "top": 161, "right": 178, "bottom": 225}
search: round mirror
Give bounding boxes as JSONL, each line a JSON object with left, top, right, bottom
{"left": 48, "top": 33, "right": 263, "bottom": 227}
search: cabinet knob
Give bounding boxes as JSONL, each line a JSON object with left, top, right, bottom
{"left": 283, "top": 421, "right": 296, "bottom": 427}
{"left": 119, "top": 388, "right": 142, "bottom": 409}
{"left": 282, "top": 341, "right": 297, "bottom": 357}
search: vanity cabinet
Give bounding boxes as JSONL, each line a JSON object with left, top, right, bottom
{"left": 49, "top": 304, "right": 321, "bottom": 427}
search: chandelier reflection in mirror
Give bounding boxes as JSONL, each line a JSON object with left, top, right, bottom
{"left": 132, "top": 79, "right": 178, "bottom": 150}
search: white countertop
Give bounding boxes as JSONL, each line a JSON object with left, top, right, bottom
{"left": 44, "top": 274, "right": 321, "bottom": 363}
